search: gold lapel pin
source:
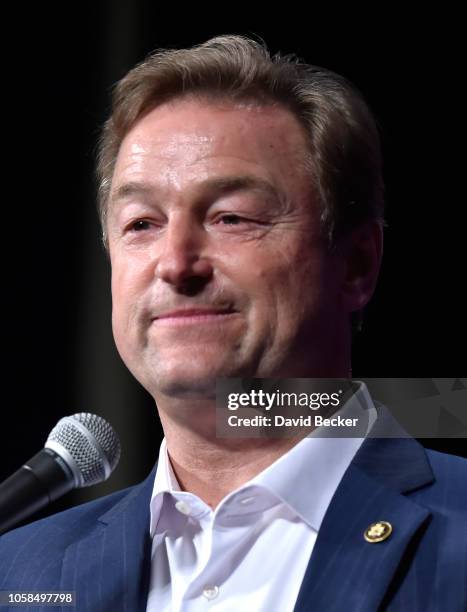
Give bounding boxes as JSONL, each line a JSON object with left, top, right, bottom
{"left": 364, "top": 521, "right": 393, "bottom": 543}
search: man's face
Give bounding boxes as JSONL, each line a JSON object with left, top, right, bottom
{"left": 107, "top": 97, "right": 347, "bottom": 399}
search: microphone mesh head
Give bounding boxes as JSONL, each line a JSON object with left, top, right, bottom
{"left": 46, "top": 413, "right": 121, "bottom": 487}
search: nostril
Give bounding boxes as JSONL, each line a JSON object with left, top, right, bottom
{"left": 176, "top": 276, "right": 211, "bottom": 296}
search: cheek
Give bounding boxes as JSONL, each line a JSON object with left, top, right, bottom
{"left": 272, "top": 248, "right": 331, "bottom": 323}
{"left": 232, "top": 254, "right": 294, "bottom": 331}
{"left": 110, "top": 257, "right": 150, "bottom": 336}
{"left": 111, "top": 252, "right": 152, "bottom": 299}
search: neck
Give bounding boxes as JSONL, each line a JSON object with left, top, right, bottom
{"left": 155, "top": 361, "right": 352, "bottom": 509}
{"left": 155, "top": 391, "right": 311, "bottom": 509}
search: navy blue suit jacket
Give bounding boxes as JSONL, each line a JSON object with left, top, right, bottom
{"left": 1, "top": 427, "right": 466, "bottom": 611}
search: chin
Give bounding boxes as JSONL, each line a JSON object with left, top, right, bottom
{"left": 145, "top": 355, "right": 256, "bottom": 399}
{"left": 142, "top": 358, "right": 222, "bottom": 398}
{"left": 153, "top": 375, "right": 218, "bottom": 399}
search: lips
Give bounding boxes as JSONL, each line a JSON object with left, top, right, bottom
{"left": 150, "top": 307, "right": 238, "bottom": 327}
{"left": 154, "top": 307, "right": 236, "bottom": 319}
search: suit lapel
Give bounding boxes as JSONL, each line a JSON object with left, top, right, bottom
{"left": 60, "top": 465, "right": 156, "bottom": 612}
{"left": 294, "top": 411, "right": 435, "bottom": 612}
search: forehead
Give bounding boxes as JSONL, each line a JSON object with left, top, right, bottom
{"left": 111, "top": 97, "right": 312, "bottom": 196}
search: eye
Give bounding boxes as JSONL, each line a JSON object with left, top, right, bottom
{"left": 218, "top": 214, "right": 245, "bottom": 225}
{"left": 130, "top": 220, "right": 151, "bottom": 232}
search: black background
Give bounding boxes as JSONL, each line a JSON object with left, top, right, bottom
{"left": 2, "top": 4, "right": 465, "bottom": 522}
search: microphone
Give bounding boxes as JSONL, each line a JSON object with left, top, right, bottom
{"left": 0, "top": 413, "right": 121, "bottom": 534}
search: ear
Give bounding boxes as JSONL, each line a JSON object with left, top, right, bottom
{"left": 339, "top": 220, "right": 384, "bottom": 314}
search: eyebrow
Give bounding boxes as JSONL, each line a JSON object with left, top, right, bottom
{"left": 111, "top": 175, "right": 281, "bottom": 205}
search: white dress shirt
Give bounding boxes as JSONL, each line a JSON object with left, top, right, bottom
{"left": 146, "top": 382, "right": 376, "bottom": 611}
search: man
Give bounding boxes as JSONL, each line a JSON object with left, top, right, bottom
{"left": 1, "top": 35, "right": 466, "bottom": 611}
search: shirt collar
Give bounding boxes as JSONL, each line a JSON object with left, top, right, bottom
{"left": 150, "top": 381, "right": 376, "bottom": 533}
{"left": 248, "top": 381, "right": 375, "bottom": 530}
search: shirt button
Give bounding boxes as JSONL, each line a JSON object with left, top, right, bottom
{"left": 203, "top": 585, "right": 219, "bottom": 600}
{"left": 175, "top": 500, "right": 192, "bottom": 515}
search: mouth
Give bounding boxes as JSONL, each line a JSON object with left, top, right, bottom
{"left": 151, "top": 308, "right": 238, "bottom": 326}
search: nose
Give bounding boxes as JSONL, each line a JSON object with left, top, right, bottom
{"left": 155, "top": 212, "right": 213, "bottom": 293}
